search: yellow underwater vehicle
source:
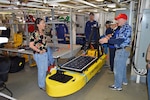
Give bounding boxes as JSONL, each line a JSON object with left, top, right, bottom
{"left": 46, "top": 26, "right": 106, "bottom": 97}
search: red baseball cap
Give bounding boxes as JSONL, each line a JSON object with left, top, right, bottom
{"left": 115, "top": 13, "right": 128, "bottom": 20}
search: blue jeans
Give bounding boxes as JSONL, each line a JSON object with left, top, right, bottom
{"left": 109, "top": 48, "right": 116, "bottom": 71}
{"left": 33, "top": 52, "right": 48, "bottom": 88}
{"left": 102, "top": 44, "right": 108, "bottom": 54}
{"left": 47, "top": 47, "right": 54, "bottom": 66}
{"left": 114, "top": 49, "right": 129, "bottom": 88}
{"left": 147, "top": 68, "right": 150, "bottom": 100}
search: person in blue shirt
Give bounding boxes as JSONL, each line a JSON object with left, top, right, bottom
{"left": 101, "top": 21, "right": 113, "bottom": 54}
{"left": 99, "top": 13, "right": 132, "bottom": 91}
{"left": 108, "top": 21, "right": 120, "bottom": 72}
{"left": 84, "top": 12, "right": 98, "bottom": 49}
{"left": 105, "top": 21, "right": 114, "bottom": 36}
{"left": 55, "top": 23, "right": 68, "bottom": 44}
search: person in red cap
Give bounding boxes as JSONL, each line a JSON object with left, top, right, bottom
{"left": 99, "top": 13, "right": 132, "bottom": 91}
{"left": 107, "top": 20, "right": 120, "bottom": 73}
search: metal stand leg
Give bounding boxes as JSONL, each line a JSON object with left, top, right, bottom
{"left": 0, "top": 92, "right": 17, "bottom": 100}
{"left": 136, "top": 74, "right": 140, "bottom": 83}
{"left": 54, "top": 58, "right": 59, "bottom": 66}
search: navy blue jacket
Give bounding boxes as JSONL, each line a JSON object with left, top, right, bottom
{"left": 55, "top": 24, "right": 68, "bottom": 43}
{"left": 85, "top": 20, "right": 98, "bottom": 41}
{"left": 108, "top": 27, "right": 120, "bottom": 48}
{"left": 105, "top": 28, "right": 113, "bottom": 36}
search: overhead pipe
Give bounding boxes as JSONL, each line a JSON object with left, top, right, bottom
{"left": 29, "top": 0, "right": 75, "bottom": 8}
{"left": 73, "top": 0, "right": 98, "bottom": 8}
{"left": 0, "top": 0, "right": 75, "bottom": 9}
{"left": 105, "top": 0, "right": 129, "bottom": 8}
{"left": 73, "top": 0, "right": 106, "bottom": 11}
{"left": 29, "top": 0, "right": 70, "bottom": 3}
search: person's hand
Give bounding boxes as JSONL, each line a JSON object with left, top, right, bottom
{"left": 99, "top": 38, "right": 108, "bottom": 44}
{"left": 106, "top": 34, "right": 112, "bottom": 38}
{"left": 64, "top": 34, "right": 67, "bottom": 37}
{"left": 51, "top": 30, "right": 56, "bottom": 35}
{"left": 39, "top": 50, "right": 46, "bottom": 54}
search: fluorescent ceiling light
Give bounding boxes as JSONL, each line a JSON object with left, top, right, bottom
{"left": 48, "top": 0, "right": 70, "bottom": 3}
{"left": 0, "top": 37, "right": 8, "bottom": 43}
{"left": 56, "top": 11, "right": 64, "bottom": 14}
{"left": 16, "top": 1, "right": 20, "bottom": 5}
{"left": 43, "top": 0, "right": 47, "bottom": 3}
{"left": 74, "top": 0, "right": 98, "bottom": 8}
{"left": 112, "top": 8, "right": 127, "bottom": 11}
{"left": 0, "top": 26, "right": 7, "bottom": 30}
{"left": 50, "top": 3, "right": 58, "bottom": 7}
{"left": 98, "top": 4, "right": 107, "bottom": 7}
{"left": 92, "top": 9, "right": 98, "bottom": 12}
{"left": 58, "top": 4, "right": 76, "bottom": 8}
{"left": 77, "top": 9, "right": 84, "bottom": 12}
{"left": 28, "top": 0, "right": 70, "bottom": 3}
{"left": 60, "top": 7, "right": 66, "bottom": 10}
{"left": 107, "top": 4, "right": 116, "bottom": 8}
{"left": 104, "top": 8, "right": 109, "bottom": 11}
{"left": 96, "top": 0, "right": 104, "bottom": 1}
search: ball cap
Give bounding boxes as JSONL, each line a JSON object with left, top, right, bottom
{"left": 105, "top": 21, "right": 112, "bottom": 24}
{"left": 115, "top": 13, "right": 128, "bottom": 20}
{"left": 110, "top": 20, "right": 117, "bottom": 24}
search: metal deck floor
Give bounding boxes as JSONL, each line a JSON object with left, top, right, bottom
{"left": 0, "top": 62, "right": 148, "bottom": 100}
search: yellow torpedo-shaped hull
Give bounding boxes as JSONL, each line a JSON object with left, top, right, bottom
{"left": 46, "top": 50, "right": 106, "bottom": 97}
